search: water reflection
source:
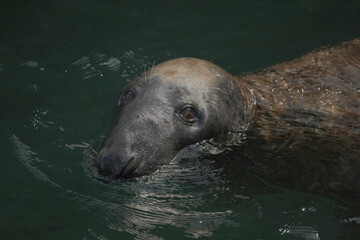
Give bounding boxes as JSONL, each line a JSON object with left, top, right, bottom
{"left": 84, "top": 143, "right": 239, "bottom": 238}
{"left": 71, "top": 49, "right": 153, "bottom": 81}
{"left": 11, "top": 134, "right": 60, "bottom": 188}
{"left": 11, "top": 132, "right": 360, "bottom": 239}
{"left": 279, "top": 225, "right": 319, "bottom": 240}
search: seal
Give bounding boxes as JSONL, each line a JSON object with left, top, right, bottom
{"left": 95, "top": 39, "right": 360, "bottom": 195}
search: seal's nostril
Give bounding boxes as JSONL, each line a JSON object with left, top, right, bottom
{"left": 119, "top": 157, "right": 140, "bottom": 178}
{"left": 96, "top": 154, "right": 139, "bottom": 179}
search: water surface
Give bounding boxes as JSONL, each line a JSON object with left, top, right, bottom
{"left": 1, "top": 1, "right": 360, "bottom": 239}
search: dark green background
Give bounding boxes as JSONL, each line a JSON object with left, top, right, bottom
{"left": 1, "top": 1, "right": 360, "bottom": 239}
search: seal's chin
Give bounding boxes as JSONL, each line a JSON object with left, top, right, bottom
{"left": 95, "top": 152, "right": 141, "bottom": 179}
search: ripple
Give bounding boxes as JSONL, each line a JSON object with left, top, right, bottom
{"left": 100, "top": 57, "right": 121, "bottom": 71}
{"left": 21, "top": 60, "right": 45, "bottom": 71}
{"left": 21, "top": 60, "right": 39, "bottom": 68}
{"left": 79, "top": 140, "right": 239, "bottom": 238}
{"left": 344, "top": 217, "right": 360, "bottom": 224}
{"left": 71, "top": 49, "right": 153, "bottom": 81}
{"left": 28, "top": 108, "right": 50, "bottom": 130}
{"left": 279, "top": 224, "right": 320, "bottom": 240}
{"left": 11, "top": 131, "right": 355, "bottom": 239}
{"left": 10, "top": 134, "right": 60, "bottom": 188}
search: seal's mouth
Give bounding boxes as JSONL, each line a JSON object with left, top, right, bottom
{"left": 95, "top": 152, "right": 140, "bottom": 179}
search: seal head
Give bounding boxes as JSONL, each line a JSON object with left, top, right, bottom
{"left": 95, "top": 58, "right": 250, "bottom": 179}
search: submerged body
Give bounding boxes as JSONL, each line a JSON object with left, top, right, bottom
{"left": 236, "top": 40, "right": 360, "bottom": 197}
{"left": 96, "top": 39, "right": 360, "bottom": 197}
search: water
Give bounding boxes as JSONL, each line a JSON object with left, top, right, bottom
{"left": 1, "top": 0, "right": 360, "bottom": 239}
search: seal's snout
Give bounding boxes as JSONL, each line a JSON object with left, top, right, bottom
{"left": 96, "top": 152, "right": 138, "bottom": 179}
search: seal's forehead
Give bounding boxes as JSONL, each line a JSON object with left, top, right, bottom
{"left": 150, "top": 58, "right": 233, "bottom": 86}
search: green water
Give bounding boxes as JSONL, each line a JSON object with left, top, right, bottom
{"left": 1, "top": 1, "right": 360, "bottom": 239}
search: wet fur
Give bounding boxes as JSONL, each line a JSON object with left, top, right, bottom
{"left": 235, "top": 39, "right": 360, "bottom": 199}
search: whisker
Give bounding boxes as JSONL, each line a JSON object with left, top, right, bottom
{"left": 149, "top": 60, "right": 156, "bottom": 82}
{"left": 89, "top": 147, "right": 98, "bottom": 154}
{"left": 144, "top": 64, "right": 147, "bottom": 84}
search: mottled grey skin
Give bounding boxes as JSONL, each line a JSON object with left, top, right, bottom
{"left": 96, "top": 58, "right": 248, "bottom": 178}
{"left": 96, "top": 39, "right": 360, "bottom": 195}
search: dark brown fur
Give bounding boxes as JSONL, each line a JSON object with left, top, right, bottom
{"left": 235, "top": 39, "right": 360, "bottom": 199}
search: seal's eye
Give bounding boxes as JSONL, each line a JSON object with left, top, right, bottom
{"left": 179, "top": 105, "right": 198, "bottom": 124}
{"left": 117, "top": 90, "right": 136, "bottom": 106}
{"left": 124, "top": 90, "right": 135, "bottom": 102}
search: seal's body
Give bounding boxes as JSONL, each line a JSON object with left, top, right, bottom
{"left": 95, "top": 39, "right": 360, "bottom": 195}
{"left": 236, "top": 40, "right": 360, "bottom": 196}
